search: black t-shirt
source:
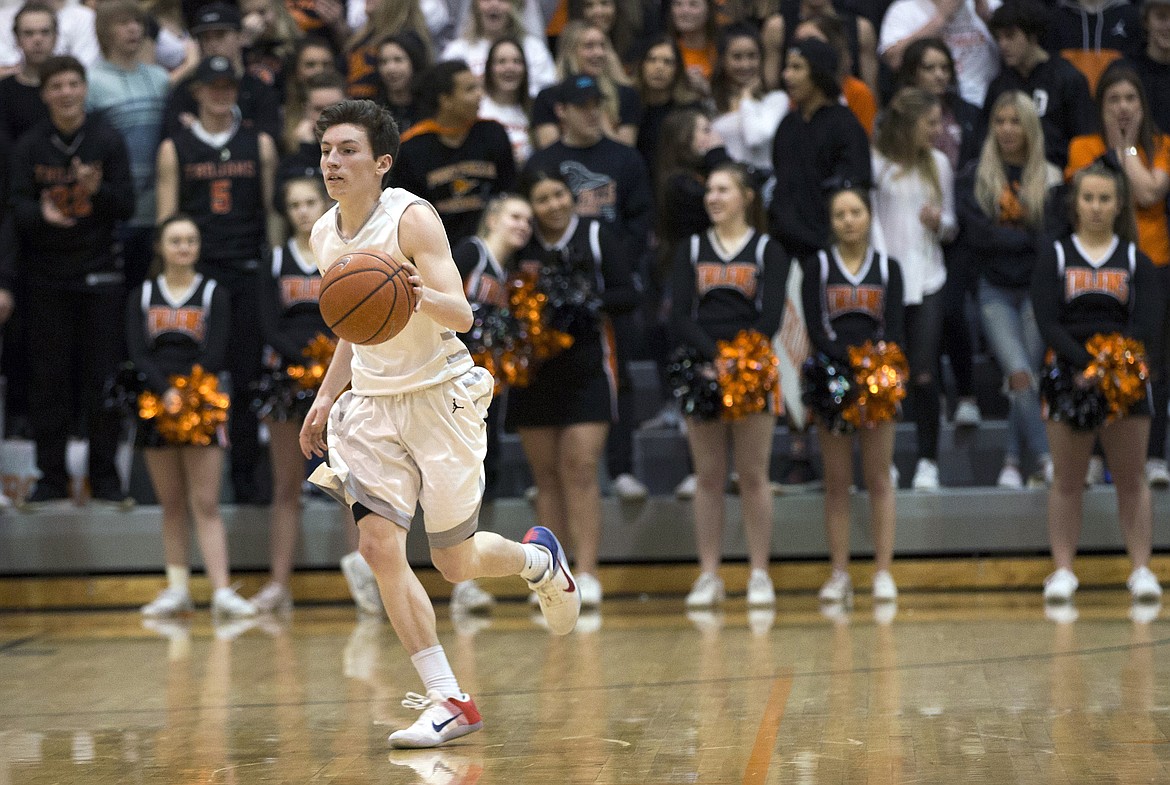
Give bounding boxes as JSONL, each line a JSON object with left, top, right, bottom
{"left": 390, "top": 120, "right": 517, "bottom": 245}
{"left": 524, "top": 136, "right": 653, "bottom": 260}
{"left": 0, "top": 76, "right": 48, "bottom": 145}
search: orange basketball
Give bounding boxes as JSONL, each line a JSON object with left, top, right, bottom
{"left": 319, "top": 249, "right": 416, "bottom": 345}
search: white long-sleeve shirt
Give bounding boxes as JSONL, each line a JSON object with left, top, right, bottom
{"left": 711, "top": 90, "right": 790, "bottom": 172}
{"left": 870, "top": 148, "right": 956, "bottom": 304}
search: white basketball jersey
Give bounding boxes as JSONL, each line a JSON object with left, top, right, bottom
{"left": 311, "top": 187, "right": 473, "bottom": 395}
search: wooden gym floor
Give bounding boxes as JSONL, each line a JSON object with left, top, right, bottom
{"left": 1, "top": 585, "right": 1168, "bottom": 784}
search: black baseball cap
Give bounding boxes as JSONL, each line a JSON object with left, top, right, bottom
{"left": 191, "top": 2, "right": 241, "bottom": 35}
{"left": 193, "top": 55, "right": 239, "bottom": 84}
{"left": 556, "top": 74, "right": 602, "bottom": 106}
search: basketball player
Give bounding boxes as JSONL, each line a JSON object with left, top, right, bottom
{"left": 299, "top": 99, "right": 581, "bottom": 749}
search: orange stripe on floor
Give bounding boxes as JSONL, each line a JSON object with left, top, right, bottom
{"left": 742, "top": 670, "right": 794, "bottom": 785}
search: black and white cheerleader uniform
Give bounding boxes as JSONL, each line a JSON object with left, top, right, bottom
{"left": 669, "top": 228, "right": 790, "bottom": 402}
{"left": 505, "top": 216, "right": 639, "bottom": 429}
{"left": 801, "top": 247, "right": 906, "bottom": 365}
{"left": 126, "top": 274, "right": 231, "bottom": 447}
{"left": 258, "top": 239, "right": 330, "bottom": 370}
{"left": 1031, "top": 235, "right": 1162, "bottom": 418}
{"left": 454, "top": 235, "right": 509, "bottom": 309}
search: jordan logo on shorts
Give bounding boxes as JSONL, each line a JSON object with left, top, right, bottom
{"left": 452, "top": 399, "right": 463, "bottom": 414}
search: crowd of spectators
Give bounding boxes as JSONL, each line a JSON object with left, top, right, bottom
{"left": 1, "top": 0, "right": 1169, "bottom": 517}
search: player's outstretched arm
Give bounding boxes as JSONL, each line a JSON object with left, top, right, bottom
{"left": 398, "top": 202, "right": 474, "bottom": 333}
{"left": 299, "top": 338, "right": 354, "bottom": 458}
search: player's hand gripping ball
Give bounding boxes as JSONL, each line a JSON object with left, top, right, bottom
{"left": 319, "top": 249, "right": 417, "bottom": 344}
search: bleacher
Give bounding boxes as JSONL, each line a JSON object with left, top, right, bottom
{"left": 5, "top": 358, "right": 1170, "bottom": 583}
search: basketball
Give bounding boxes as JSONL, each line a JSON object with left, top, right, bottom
{"left": 319, "top": 249, "right": 416, "bottom": 345}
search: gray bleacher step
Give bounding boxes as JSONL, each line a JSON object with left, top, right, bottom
{"left": 5, "top": 487, "right": 1168, "bottom": 576}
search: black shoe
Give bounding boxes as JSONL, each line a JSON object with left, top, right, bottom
{"left": 20, "top": 483, "right": 71, "bottom": 510}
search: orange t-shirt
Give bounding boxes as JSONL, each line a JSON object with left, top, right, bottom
{"left": 842, "top": 76, "right": 876, "bottom": 137}
{"left": 1066, "top": 134, "right": 1170, "bottom": 267}
{"left": 679, "top": 41, "right": 718, "bottom": 80}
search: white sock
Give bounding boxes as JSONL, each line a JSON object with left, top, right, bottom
{"left": 519, "top": 543, "right": 551, "bottom": 582}
{"left": 411, "top": 645, "right": 461, "bottom": 699}
{"left": 165, "top": 565, "right": 190, "bottom": 595}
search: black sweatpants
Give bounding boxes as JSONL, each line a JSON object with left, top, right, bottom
{"left": 27, "top": 283, "right": 125, "bottom": 495}
{"left": 201, "top": 262, "right": 265, "bottom": 502}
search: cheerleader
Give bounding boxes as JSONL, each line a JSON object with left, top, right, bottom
{"left": 508, "top": 170, "right": 639, "bottom": 608}
{"left": 1031, "top": 162, "right": 1164, "bottom": 604}
{"left": 803, "top": 188, "right": 905, "bottom": 606}
{"left": 249, "top": 177, "right": 333, "bottom": 613}
{"left": 451, "top": 192, "right": 533, "bottom": 614}
{"left": 671, "top": 162, "right": 789, "bottom": 609}
{"left": 132, "top": 216, "right": 257, "bottom": 618}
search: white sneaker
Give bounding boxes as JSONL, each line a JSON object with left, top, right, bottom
{"left": 1085, "top": 456, "right": 1105, "bottom": 486}
{"left": 612, "top": 473, "right": 648, "bottom": 501}
{"left": 638, "top": 402, "right": 682, "bottom": 430}
{"left": 250, "top": 582, "right": 292, "bottom": 614}
{"left": 524, "top": 485, "right": 538, "bottom": 502}
{"left": 997, "top": 464, "right": 1023, "bottom": 489}
{"left": 1028, "top": 457, "right": 1054, "bottom": 488}
{"left": 1127, "top": 566, "right": 1163, "bottom": 602}
{"left": 576, "top": 572, "right": 603, "bottom": 608}
{"left": 388, "top": 690, "right": 483, "bottom": 749}
{"left": 1043, "top": 568, "right": 1079, "bottom": 603}
{"left": 1128, "top": 601, "right": 1161, "bottom": 624}
{"left": 675, "top": 474, "right": 697, "bottom": 499}
{"left": 818, "top": 570, "right": 853, "bottom": 605}
{"left": 141, "top": 587, "right": 193, "bottom": 618}
{"left": 449, "top": 580, "right": 494, "bottom": 614}
{"left": 340, "top": 551, "right": 384, "bottom": 616}
{"left": 911, "top": 459, "right": 940, "bottom": 490}
{"left": 746, "top": 569, "right": 775, "bottom": 607}
{"left": 872, "top": 570, "right": 898, "bottom": 601}
{"left": 211, "top": 586, "right": 258, "bottom": 617}
{"left": 522, "top": 526, "right": 581, "bottom": 634}
{"left": 890, "top": 463, "right": 900, "bottom": 488}
{"left": 1146, "top": 459, "right": 1170, "bottom": 488}
{"left": 954, "top": 399, "right": 982, "bottom": 427}
{"left": 684, "top": 572, "right": 725, "bottom": 608}
{"left": 1044, "top": 604, "right": 1079, "bottom": 624}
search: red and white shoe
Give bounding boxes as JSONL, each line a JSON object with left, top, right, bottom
{"left": 388, "top": 690, "right": 483, "bottom": 749}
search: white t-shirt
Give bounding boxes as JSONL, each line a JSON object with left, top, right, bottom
{"left": 870, "top": 148, "right": 956, "bottom": 304}
{"left": 0, "top": 1, "right": 99, "bottom": 68}
{"left": 879, "top": 0, "right": 1000, "bottom": 106}
{"left": 311, "top": 188, "right": 474, "bottom": 395}
{"left": 440, "top": 35, "right": 557, "bottom": 97}
{"left": 478, "top": 95, "right": 533, "bottom": 165}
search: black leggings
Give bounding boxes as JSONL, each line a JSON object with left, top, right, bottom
{"left": 904, "top": 290, "right": 944, "bottom": 462}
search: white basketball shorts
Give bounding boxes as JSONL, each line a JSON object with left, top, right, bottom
{"left": 310, "top": 365, "right": 494, "bottom": 547}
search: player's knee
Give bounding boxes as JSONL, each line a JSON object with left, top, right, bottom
{"left": 430, "top": 546, "right": 474, "bottom": 583}
{"left": 358, "top": 531, "right": 404, "bottom": 574}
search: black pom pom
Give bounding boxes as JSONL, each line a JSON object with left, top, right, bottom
{"left": 1039, "top": 358, "right": 1107, "bottom": 431}
{"left": 800, "top": 353, "right": 856, "bottom": 434}
{"left": 667, "top": 347, "right": 722, "bottom": 421}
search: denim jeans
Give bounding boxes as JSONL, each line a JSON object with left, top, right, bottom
{"left": 978, "top": 279, "right": 1049, "bottom": 466}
